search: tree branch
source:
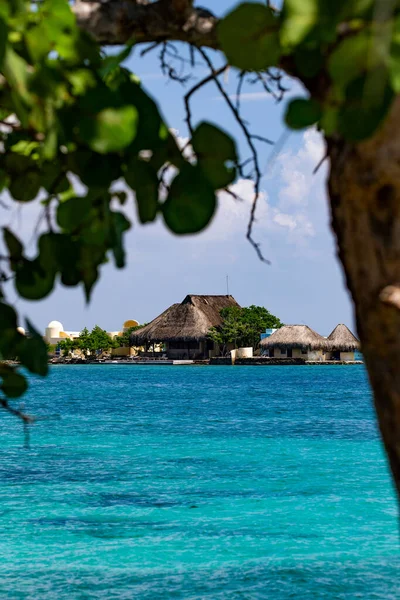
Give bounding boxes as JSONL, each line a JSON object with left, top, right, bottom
{"left": 184, "top": 63, "right": 228, "bottom": 135}
{"left": 72, "top": 0, "right": 219, "bottom": 48}
{"left": 0, "top": 397, "right": 34, "bottom": 423}
{"left": 196, "top": 48, "right": 271, "bottom": 265}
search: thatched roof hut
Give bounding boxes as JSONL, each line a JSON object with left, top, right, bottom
{"left": 327, "top": 324, "right": 360, "bottom": 351}
{"left": 131, "top": 295, "right": 240, "bottom": 344}
{"left": 260, "top": 325, "right": 329, "bottom": 350}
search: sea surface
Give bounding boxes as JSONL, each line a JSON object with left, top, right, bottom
{"left": 0, "top": 365, "right": 398, "bottom": 599}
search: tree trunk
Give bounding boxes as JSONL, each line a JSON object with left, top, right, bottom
{"left": 327, "top": 96, "right": 400, "bottom": 496}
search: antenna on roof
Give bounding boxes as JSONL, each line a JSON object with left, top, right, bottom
{"left": 226, "top": 275, "right": 229, "bottom": 296}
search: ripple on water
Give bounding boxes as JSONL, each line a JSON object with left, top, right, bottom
{"left": 0, "top": 365, "right": 397, "bottom": 599}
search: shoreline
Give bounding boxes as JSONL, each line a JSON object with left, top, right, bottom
{"left": 47, "top": 358, "right": 364, "bottom": 366}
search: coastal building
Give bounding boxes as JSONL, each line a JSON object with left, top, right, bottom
{"left": 130, "top": 294, "right": 240, "bottom": 359}
{"left": 44, "top": 321, "right": 80, "bottom": 344}
{"left": 123, "top": 319, "right": 139, "bottom": 330}
{"left": 260, "top": 328, "right": 278, "bottom": 342}
{"left": 111, "top": 320, "right": 143, "bottom": 357}
{"left": 326, "top": 324, "right": 360, "bottom": 361}
{"left": 260, "top": 324, "right": 329, "bottom": 360}
{"left": 44, "top": 319, "right": 140, "bottom": 346}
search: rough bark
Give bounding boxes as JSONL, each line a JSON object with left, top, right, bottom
{"left": 328, "top": 97, "right": 400, "bottom": 495}
{"left": 73, "top": 0, "right": 219, "bottom": 47}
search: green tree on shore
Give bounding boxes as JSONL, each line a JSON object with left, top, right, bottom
{"left": 209, "top": 306, "right": 283, "bottom": 354}
{"left": 59, "top": 325, "right": 116, "bottom": 357}
{"left": 58, "top": 338, "right": 76, "bottom": 357}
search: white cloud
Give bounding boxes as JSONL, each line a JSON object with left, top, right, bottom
{"left": 273, "top": 212, "right": 297, "bottom": 230}
{"left": 277, "top": 129, "right": 325, "bottom": 210}
{"left": 299, "top": 129, "right": 325, "bottom": 164}
{"left": 278, "top": 164, "right": 309, "bottom": 208}
{"left": 251, "top": 128, "right": 327, "bottom": 247}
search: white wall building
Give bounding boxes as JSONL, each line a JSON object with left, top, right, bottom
{"left": 44, "top": 319, "right": 140, "bottom": 345}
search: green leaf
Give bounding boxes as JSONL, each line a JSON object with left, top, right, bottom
{"left": 98, "top": 43, "right": 135, "bottom": 78}
{"left": 39, "top": 233, "right": 84, "bottom": 289}
{"left": 192, "top": 122, "right": 237, "bottom": 189}
{"left": 2, "top": 47, "right": 33, "bottom": 119}
{"left": 43, "top": 0, "right": 76, "bottom": 29}
{"left": 42, "top": 127, "right": 58, "bottom": 161}
{"left": 294, "top": 48, "right": 324, "bottom": 78}
{"left": 0, "top": 169, "right": 7, "bottom": 192}
{"left": 110, "top": 211, "right": 130, "bottom": 268}
{"left": 218, "top": 3, "right": 280, "bottom": 71}
{"left": 280, "top": 0, "right": 338, "bottom": 49}
{"left": 0, "top": 302, "right": 18, "bottom": 331}
{"left": 10, "top": 139, "right": 40, "bottom": 157}
{"left": 9, "top": 169, "right": 41, "bottom": 202}
{"left": 125, "top": 159, "right": 159, "bottom": 223}
{"left": 37, "top": 233, "right": 59, "bottom": 272}
{"left": 338, "top": 72, "right": 394, "bottom": 141}
{"left": 25, "top": 23, "right": 53, "bottom": 62}
{"left": 329, "top": 30, "right": 387, "bottom": 88}
{"left": 41, "top": 164, "right": 70, "bottom": 194}
{"left": 319, "top": 105, "right": 339, "bottom": 137}
{"left": 285, "top": 97, "right": 322, "bottom": 129}
{"left": 339, "top": 0, "right": 375, "bottom": 20}
{"left": 66, "top": 69, "right": 97, "bottom": 96}
{"left": 25, "top": 0, "right": 77, "bottom": 62}
{"left": 79, "top": 245, "right": 101, "bottom": 301}
{"left": 390, "top": 18, "right": 400, "bottom": 92}
{"left": 0, "top": 3, "right": 9, "bottom": 20}
{"left": 74, "top": 153, "right": 122, "bottom": 188}
{"left": 0, "top": 368, "right": 27, "bottom": 398}
{"left": 79, "top": 106, "right": 138, "bottom": 154}
{"left": 120, "top": 81, "right": 171, "bottom": 154}
{"left": 0, "top": 302, "right": 21, "bottom": 359}
{"left": 18, "top": 319, "right": 48, "bottom": 376}
{"left": 162, "top": 165, "right": 216, "bottom": 235}
{"left": 15, "top": 258, "right": 56, "bottom": 300}
{"left": 329, "top": 34, "right": 369, "bottom": 87}
{"left": 57, "top": 197, "right": 92, "bottom": 231}
{"left": 280, "top": 0, "right": 319, "bottom": 48}
{"left": 0, "top": 18, "right": 7, "bottom": 69}
{"left": 3, "top": 228, "right": 23, "bottom": 263}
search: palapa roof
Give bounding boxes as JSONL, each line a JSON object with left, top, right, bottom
{"left": 131, "top": 295, "right": 240, "bottom": 343}
{"left": 260, "top": 325, "right": 329, "bottom": 350}
{"left": 327, "top": 324, "right": 360, "bottom": 351}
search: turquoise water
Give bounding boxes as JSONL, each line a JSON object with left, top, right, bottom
{"left": 0, "top": 365, "right": 398, "bottom": 599}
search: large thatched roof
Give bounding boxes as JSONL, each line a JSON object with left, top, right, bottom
{"left": 260, "top": 325, "right": 329, "bottom": 350}
{"left": 327, "top": 324, "right": 360, "bottom": 351}
{"left": 131, "top": 295, "right": 240, "bottom": 343}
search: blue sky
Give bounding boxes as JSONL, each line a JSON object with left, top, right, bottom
{"left": 2, "top": 0, "right": 354, "bottom": 337}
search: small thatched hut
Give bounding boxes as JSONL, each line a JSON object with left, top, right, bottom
{"left": 131, "top": 294, "right": 240, "bottom": 359}
{"left": 326, "top": 324, "right": 360, "bottom": 361}
{"left": 260, "top": 324, "right": 329, "bottom": 360}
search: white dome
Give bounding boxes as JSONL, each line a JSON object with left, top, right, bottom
{"left": 17, "top": 326, "right": 25, "bottom": 335}
{"left": 47, "top": 320, "right": 64, "bottom": 330}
